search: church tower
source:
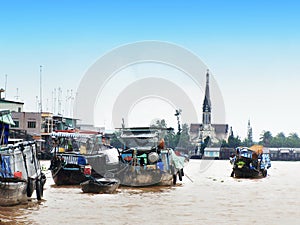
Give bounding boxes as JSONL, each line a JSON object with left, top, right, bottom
{"left": 199, "top": 69, "right": 216, "bottom": 143}
{"left": 202, "top": 70, "right": 211, "bottom": 126}
{"left": 189, "top": 70, "right": 229, "bottom": 147}
{"left": 247, "top": 119, "right": 253, "bottom": 145}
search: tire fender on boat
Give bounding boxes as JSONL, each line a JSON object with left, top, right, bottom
{"left": 27, "top": 179, "right": 34, "bottom": 197}
{"left": 36, "top": 179, "right": 43, "bottom": 200}
{"left": 172, "top": 174, "right": 177, "bottom": 185}
{"left": 178, "top": 171, "right": 182, "bottom": 181}
{"left": 262, "top": 169, "right": 267, "bottom": 177}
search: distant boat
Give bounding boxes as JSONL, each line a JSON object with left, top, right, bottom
{"left": 0, "top": 110, "right": 46, "bottom": 206}
{"left": 190, "top": 154, "right": 202, "bottom": 159}
{"left": 230, "top": 145, "right": 271, "bottom": 178}
{"left": 80, "top": 177, "right": 120, "bottom": 194}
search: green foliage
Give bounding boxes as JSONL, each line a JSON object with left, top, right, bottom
{"left": 200, "top": 136, "right": 210, "bottom": 154}
{"left": 176, "top": 123, "right": 194, "bottom": 151}
{"left": 221, "top": 127, "right": 241, "bottom": 148}
{"left": 241, "top": 138, "right": 253, "bottom": 147}
{"left": 259, "top": 130, "right": 273, "bottom": 147}
{"left": 227, "top": 128, "right": 241, "bottom": 148}
{"left": 258, "top": 131, "right": 300, "bottom": 147}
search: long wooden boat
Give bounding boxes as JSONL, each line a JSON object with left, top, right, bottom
{"left": 81, "top": 177, "right": 120, "bottom": 194}
{"left": 50, "top": 152, "right": 99, "bottom": 185}
{"left": 49, "top": 130, "right": 106, "bottom": 185}
{"left": 90, "top": 127, "right": 187, "bottom": 187}
{"left": 1, "top": 110, "right": 46, "bottom": 206}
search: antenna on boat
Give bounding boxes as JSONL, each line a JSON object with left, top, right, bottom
{"left": 121, "top": 118, "right": 125, "bottom": 128}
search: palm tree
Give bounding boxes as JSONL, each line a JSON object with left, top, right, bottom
{"left": 259, "top": 130, "right": 272, "bottom": 147}
{"left": 287, "top": 133, "right": 300, "bottom": 147}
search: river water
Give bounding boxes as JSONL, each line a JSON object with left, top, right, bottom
{"left": 1, "top": 160, "right": 300, "bottom": 225}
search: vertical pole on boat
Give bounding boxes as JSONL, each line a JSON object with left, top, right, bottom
{"left": 54, "top": 138, "right": 58, "bottom": 157}
{"left": 0, "top": 120, "right": 4, "bottom": 145}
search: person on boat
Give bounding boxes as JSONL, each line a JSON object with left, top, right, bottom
{"left": 67, "top": 138, "right": 73, "bottom": 152}
{"left": 132, "top": 157, "right": 138, "bottom": 166}
{"left": 236, "top": 148, "right": 240, "bottom": 159}
{"left": 72, "top": 139, "right": 79, "bottom": 151}
{"left": 140, "top": 157, "right": 145, "bottom": 168}
{"left": 158, "top": 138, "right": 165, "bottom": 150}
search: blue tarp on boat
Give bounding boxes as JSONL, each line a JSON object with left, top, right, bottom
{"left": 77, "top": 155, "right": 87, "bottom": 165}
{"left": 261, "top": 153, "right": 271, "bottom": 169}
{"left": 0, "top": 155, "right": 13, "bottom": 178}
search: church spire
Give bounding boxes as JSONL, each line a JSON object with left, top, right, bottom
{"left": 202, "top": 70, "right": 211, "bottom": 125}
{"left": 247, "top": 119, "right": 253, "bottom": 145}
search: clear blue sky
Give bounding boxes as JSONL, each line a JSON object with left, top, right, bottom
{"left": 1, "top": 1, "right": 300, "bottom": 141}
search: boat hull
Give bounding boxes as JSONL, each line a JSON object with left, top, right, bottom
{"left": 114, "top": 164, "right": 179, "bottom": 187}
{"left": 158, "top": 172, "right": 173, "bottom": 186}
{"left": 51, "top": 166, "right": 87, "bottom": 185}
{"left": 119, "top": 169, "right": 162, "bottom": 187}
{"left": 0, "top": 181, "right": 27, "bottom": 206}
{"left": 232, "top": 165, "right": 267, "bottom": 178}
{"left": 81, "top": 178, "right": 120, "bottom": 194}
{"left": 0, "top": 141, "right": 46, "bottom": 206}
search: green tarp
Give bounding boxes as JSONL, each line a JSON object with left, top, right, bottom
{"left": 0, "top": 110, "right": 15, "bottom": 126}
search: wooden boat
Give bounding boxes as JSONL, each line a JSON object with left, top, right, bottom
{"left": 49, "top": 131, "right": 106, "bottom": 185}
{"left": 230, "top": 145, "right": 271, "bottom": 178}
{"left": 0, "top": 110, "right": 46, "bottom": 206}
{"left": 80, "top": 177, "right": 120, "bottom": 194}
{"left": 50, "top": 153, "right": 88, "bottom": 185}
{"left": 96, "top": 127, "right": 186, "bottom": 187}
{"left": 50, "top": 152, "right": 106, "bottom": 185}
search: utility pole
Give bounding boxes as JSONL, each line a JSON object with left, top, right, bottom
{"left": 40, "top": 65, "right": 43, "bottom": 112}
{"left": 58, "top": 87, "right": 62, "bottom": 115}
{"left": 36, "top": 96, "right": 39, "bottom": 111}
{"left": 175, "top": 109, "right": 182, "bottom": 135}
{"left": 15, "top": 88, "right": 20, "bottom": 100}
{"left": 4, "top": 74, "right": 7, "bottom": 99}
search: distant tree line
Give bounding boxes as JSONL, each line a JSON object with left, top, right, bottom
{"left": 259, "top": 131, "right": 300, "bottom": 148}
{"left": 110, "top": 120, "right": 300, "bottom": 150}
{"left": 221, "top": 129, "right": 300, "bottom": 148}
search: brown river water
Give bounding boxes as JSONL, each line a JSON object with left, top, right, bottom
{"left": 1, "top": 160, "right": 300, "bottom": 225}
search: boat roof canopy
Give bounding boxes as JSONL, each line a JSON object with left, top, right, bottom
{"left": 248, "top": 145, "right": 264, "bottom": 154}
{"left": 0, "top": 109, "right": 15, "bottom": 126}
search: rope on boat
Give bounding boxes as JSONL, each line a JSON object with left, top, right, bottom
{"left": 113, "top": 163, "right": 131, "bottom": 175}
{"left": 184, "top": 173, "right": 194, "bottom": 183}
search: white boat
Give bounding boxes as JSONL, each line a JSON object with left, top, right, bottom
{"left": 0, "top": 110, "right": 46, "bottom": 206}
